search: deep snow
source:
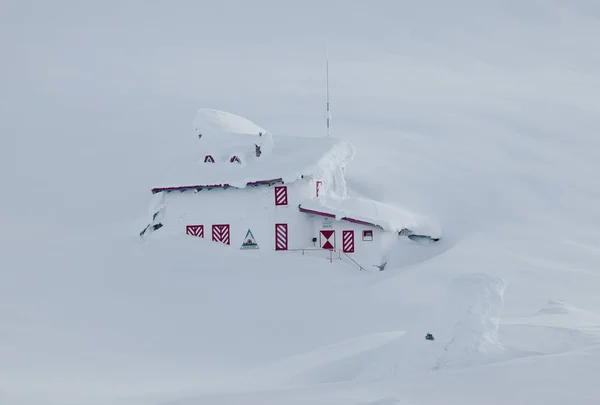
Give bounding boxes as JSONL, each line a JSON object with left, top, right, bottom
{"left": 153, "top": 127, "right": 354, "bottom": 189}
{"left": 4, "top": 1, "right": 600, "bottom": 405}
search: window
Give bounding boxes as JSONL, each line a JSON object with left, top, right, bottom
{"left": 362, "top": 230, "right": 373, "bottom": 241}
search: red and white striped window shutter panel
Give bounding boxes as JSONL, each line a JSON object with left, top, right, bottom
{"left": 275, "top": 223, "right": 288, "bottom": 250}
{"left": 342, "top": 230, "right": 355, "bottom": 253}
{"left": 274, "top": 186, "right": 288, "bottom": 206}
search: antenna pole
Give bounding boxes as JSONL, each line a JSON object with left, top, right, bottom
{"left": 325, "top": 36, "right": 331, "bottom": 137}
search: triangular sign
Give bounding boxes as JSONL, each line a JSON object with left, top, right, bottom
{"left": 240, "top": 229, "right": 259, "bottom": 250}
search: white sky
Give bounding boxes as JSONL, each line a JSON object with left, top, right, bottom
{"left": 3, "top": 0, "right": 599, "bottom": 230}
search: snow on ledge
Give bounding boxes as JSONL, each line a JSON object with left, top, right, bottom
{"left": 300, "top": 196, "right": 442, "bottom": 238}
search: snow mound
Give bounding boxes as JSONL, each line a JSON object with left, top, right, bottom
{"left": 384, "top": 234, "right": 451, "bottom": 270}
{"left": 268, "top": 274, "right": 508, "bottom": 385}
{"left": 498, "top": 323, "right": 600, "bottom": 357}
{"left": 499, "top": 300, "right": 600, "bottom": 357}
{"left": 535, "top": 300, "right": 578, "bottom": 316}
{"left": 432, "top": 273, "right": 507, "bottom": 370}
{"left": 193, "top": 108, "right": 268, "bottom": 136}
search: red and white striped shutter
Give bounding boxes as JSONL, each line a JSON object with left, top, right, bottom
{"left": 186, "top": 225, "right": 204, "bottom": 237}
{"left": 274, "top": 186, "right": 288, "bottom": 206}
{"left": 342, "top": 230, "right": 355, "bottom": 253}
{"left": 212, "top": 224, "right": 230, "bottom": 245}
{"left": 275, "top": 223, "right": 288, "bottom": 250}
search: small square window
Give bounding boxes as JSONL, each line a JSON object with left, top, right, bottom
{"left": 362, "top": 230, "right": 373, "bottom": 241}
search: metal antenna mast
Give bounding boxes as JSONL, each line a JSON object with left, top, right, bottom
{"left": 325, "top": 37, "right": 331, "bottom": 136}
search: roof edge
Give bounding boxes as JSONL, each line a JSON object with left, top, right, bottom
{"left": 151, "top": 178, "right": 283, "bottom": 194}
{"left": 298, "top": 205, "right": 382, "bottom": 229}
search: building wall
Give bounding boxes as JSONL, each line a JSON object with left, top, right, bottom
{"left": 158, "top": 178, "right": 318, "bottom": 250}
{"left": 150, "top": 174, "right": 392, "bottom": 268}
{"left": 303, "top": 214, "right": 394, "bottom": 268}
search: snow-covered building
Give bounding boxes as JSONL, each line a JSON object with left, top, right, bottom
{"left": 140, "top": 109, "right": 440, "bottom": 268}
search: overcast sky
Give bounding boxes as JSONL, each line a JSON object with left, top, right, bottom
{"left": 3, "top": 0, "right": 600, "bottom": 232}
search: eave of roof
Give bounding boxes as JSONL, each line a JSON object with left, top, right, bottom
{"left": 298, "top": 205, "right": 383, "bottom": 229}
{"left": 151, "top": 178, "right": 284, "bottom": 194}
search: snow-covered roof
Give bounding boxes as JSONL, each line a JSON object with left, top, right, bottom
{"left": 193, "top": 108, "right": 268, "bottom": 136}
{"left": 299, "top": 197, "right": 442, "bottom": 238}
{"left": 152, "top": 109, "right": 355, "bottom": 191}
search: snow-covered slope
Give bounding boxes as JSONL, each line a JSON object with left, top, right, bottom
{"left": 4, "top": 1, "right": 600, "bottom": 405}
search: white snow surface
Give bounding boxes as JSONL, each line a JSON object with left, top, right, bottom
{"left": 300, "top": 196, "right": 442, "bottom": 237}
{"left": 5, "top": 2, "right": 600, "bottom": 405}
{"left": 193, "top": 108, "right": 269, "bottom": 137}
{"left": 153, "top": 130, "right": 354, "bottom": 188}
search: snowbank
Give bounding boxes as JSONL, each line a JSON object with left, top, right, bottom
{"left": 240, "top": 273, "right": 508, "bottom": 387}
{"left": 431, "top": 273, "right": 507, "bottom": 370}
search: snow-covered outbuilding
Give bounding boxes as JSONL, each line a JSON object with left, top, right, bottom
{"left": 140, "top": 109, "right": 441, "bottom": 268}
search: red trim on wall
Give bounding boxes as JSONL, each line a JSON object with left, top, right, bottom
{"left": 298, "top": 205, "right": 383, "bottom": 229}
{"left": 298, "top": 206, "right": 336, "bottom": 218}
{"left": 340, "top": 216, "right": 378, "bottom": 227}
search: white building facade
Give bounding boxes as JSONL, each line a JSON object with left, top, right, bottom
{"left": 139, "top": 109, "right": 441, "bottom": 270}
